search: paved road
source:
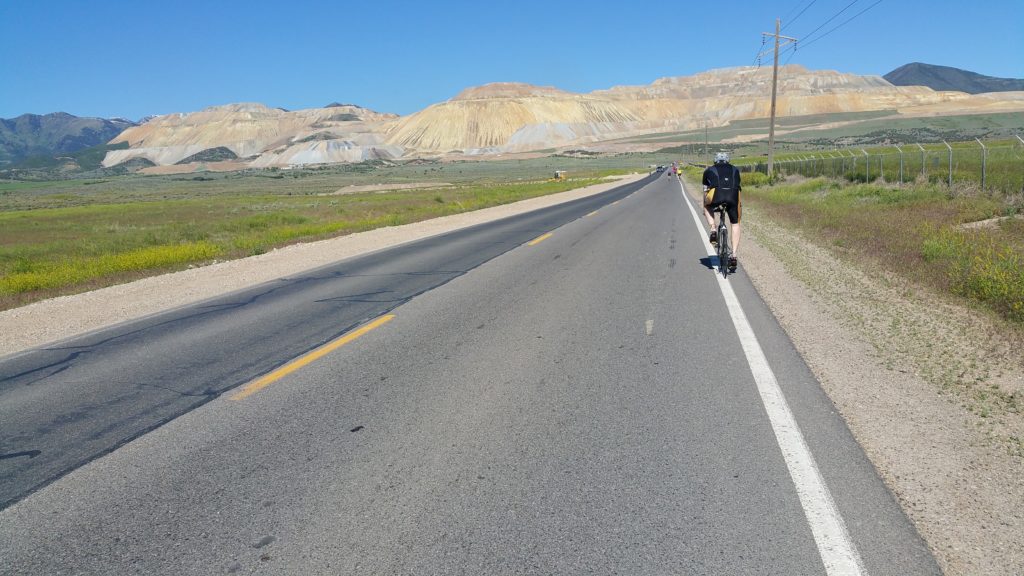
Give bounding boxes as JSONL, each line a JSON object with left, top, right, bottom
{"left": 0, "top": 173, "right": 939, "bottom": 574}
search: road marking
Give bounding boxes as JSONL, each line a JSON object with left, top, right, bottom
{"left": 645, "top": 319, "right": 654, "bottom": 335}
{"left": 678, "top": 180, "right": 867, "bottom": 576}
{"left": 586, "top": 210, "right": 599, "bottom": 217}
{"left": 230, "top": 314, "right": 395, "bottom": 401}
{"left": 527, "top": 232, "right": 553, "bottom": 246}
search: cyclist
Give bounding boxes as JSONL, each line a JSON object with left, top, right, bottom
{"left": 702, "top": 151, "right": 742, "bottom": 272}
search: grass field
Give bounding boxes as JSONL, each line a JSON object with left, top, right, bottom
{"left": 0, "top": 155, "right": 674, "bottom": 310}
{"left": 0, "top": 178, "right": 595, "bottom": 308}
{"left": 742, "top": 176, "right": 1024, "bottom": 325}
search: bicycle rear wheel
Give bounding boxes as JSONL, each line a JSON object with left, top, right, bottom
{"left": 718, "top": 224, "right": 730, "bottom": 278}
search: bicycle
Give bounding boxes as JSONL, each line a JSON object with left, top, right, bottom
{"left": 710, "top": 204, "right": 732, "bottom": 279}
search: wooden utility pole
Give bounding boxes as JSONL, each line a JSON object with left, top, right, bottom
{"left": 760, "top": 19, "right": 796, "bottom": 178}
{"left": 704, "top": 121, "right": 708, "bottom": 158}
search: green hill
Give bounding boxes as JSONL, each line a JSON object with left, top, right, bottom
{"left": 0, "top": 112, "right": 136, "bottom": 167}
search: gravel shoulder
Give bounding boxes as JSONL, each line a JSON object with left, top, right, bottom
{"left": 737, "top": 200, "right": 1024, "bottom": 576}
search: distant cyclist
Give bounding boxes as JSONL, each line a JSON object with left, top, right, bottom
{"left": 702, "top": 151, "right": 741, "bottom": 272}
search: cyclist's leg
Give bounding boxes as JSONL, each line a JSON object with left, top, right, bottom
{"left": 722, "top": 201, "right": 737, "bottom": 271}
{"left": 704, "top": 202, "right": 718, "bottom": 244}
{"left": 703, "top": 204, "right": 715, "bottom": 229}
{"left": 731, "top": 197, "right": 742, "bottom": 257}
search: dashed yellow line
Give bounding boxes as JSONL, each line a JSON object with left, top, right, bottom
{"left": 230, "top": 314, "right": 395, "bottom": 400}
{"left": 527, "top": 232, "right": 553, "bottom": 246}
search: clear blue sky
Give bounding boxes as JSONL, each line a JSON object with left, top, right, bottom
{"left": 2, "top": 0, "right": 1022, "bottom": 120}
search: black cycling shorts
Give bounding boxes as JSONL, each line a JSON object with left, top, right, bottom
{"left": 706, "top": 199, "right": 741, "bottom": 224}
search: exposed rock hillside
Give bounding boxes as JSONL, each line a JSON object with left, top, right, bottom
{"left": 386, "top": 65, "right": 1023, "bottom": 154}
{"left": 101, "top": 65, "right": 1024, "bottom": 169}
{"left": 105, "top": 103, "right": 400, "bottom": 168}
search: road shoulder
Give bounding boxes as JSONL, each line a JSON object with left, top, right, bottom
{"left": 733, "top": 197, "right": 1024, "bottom": 575}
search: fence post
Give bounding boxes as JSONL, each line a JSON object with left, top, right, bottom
{"left": 1018, "top": 136, "right": 1024, "bottom": 193}
{"left": 895, "top": 145, "right": 904, "bottom": 186}
{"left": 862, "top": 149, "right": 870, "bottom": 181}
{"left": 916, "top": 143, "right": 926, "bottom": 178}
{"left": 943, "top": 140, "right": 953, "bottom": 188}
{"left": 975, "top": 138, "right": 987, "bottom": 191}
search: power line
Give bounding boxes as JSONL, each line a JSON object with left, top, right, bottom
{"left": 753, "top": 36, "right": 767, "bottom": 67}
{"left": 782, "top": 0, "right": 812, "bottom": 22}
{"left": 782, "top": 46, "right": 798, "bottom": 67}
{"left": 782, "top": 0, "right": 884, "bottom": 56}
{"left": 782, "top": 0, "right": 818, "bottom": 31}
{"left": 792, "top": 0, "right": 860, "bottom": 46}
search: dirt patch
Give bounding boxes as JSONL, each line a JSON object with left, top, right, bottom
{"left": 738, "top": 201, "right": 1024, "bottom": 575}
{"left": 958, "top": 214, "right": 1024, "bottom": 231}
{"left": 138, "top": 161, "right": 250, "bottom": 175}
{"left": 324, "top": 182, "right": 454, "bottom": 195}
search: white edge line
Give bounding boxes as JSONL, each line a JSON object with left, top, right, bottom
{"left": 677, "top": 179, "right": 868, "bottom": 576}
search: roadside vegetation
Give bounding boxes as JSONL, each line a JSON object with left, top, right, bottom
{"left": 684, "top": 148, "right": 1024, "bottom": 326}
{"left": 0, "top": 154, "right": 664, "bottom": 310}
{"left": 745, "top": 177, "right": 1024, "bottom": 324}
{"left": 0, "top": 176, "right": 615, "bottom": 309}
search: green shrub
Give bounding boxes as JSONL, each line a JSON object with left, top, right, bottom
{"left": 0, "top": 241, "right": 221, "bottom": 295}
{"left": 743, "top": 171, "right": 770, "bottom": 186}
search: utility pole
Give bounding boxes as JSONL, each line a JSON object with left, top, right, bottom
{"left": 704, "top": 121, "right": 709, "bottom": 159}
{"left": 759, "top": 19, "right": 797, "bottom": 179}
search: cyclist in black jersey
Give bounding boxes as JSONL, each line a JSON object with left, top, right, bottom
{"left": 702, "top": 151, "right": 742, "bottom": 272}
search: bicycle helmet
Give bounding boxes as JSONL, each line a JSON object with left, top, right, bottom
{"left": 714, "top": 151, "right": 730, "bottom": 163}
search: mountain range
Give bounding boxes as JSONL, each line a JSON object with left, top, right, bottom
{"left": 884, "top": 62, "right": 1024, "bottom": 94}
{"left": 103, "top": 64, "right": 1024, "bottom": 171}
{"left": 4, "top": 63, "right": 1023, "bottom": 173}
{"left": 0, "top": 113, "right": 135, "bottom": 167}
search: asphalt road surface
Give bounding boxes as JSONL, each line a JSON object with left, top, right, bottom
{"left": 0, "top": 172, "right": 940, "bottom": 574}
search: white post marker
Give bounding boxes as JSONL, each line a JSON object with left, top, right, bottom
{"left": 678, "top": 180, "right": 868, "bottom": 575}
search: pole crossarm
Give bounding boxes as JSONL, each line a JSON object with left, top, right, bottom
{"left": 757, "top": 34, "right": 797, "bottom": 60}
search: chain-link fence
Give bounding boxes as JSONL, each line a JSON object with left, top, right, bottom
{"left": 738, "top": 136, "right": 1024, "bottom": 194}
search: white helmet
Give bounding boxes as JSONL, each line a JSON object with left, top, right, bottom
{"left": 714, "top": 151, "right": 730, "bottom": 163}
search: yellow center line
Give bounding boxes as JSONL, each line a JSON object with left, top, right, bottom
{"left": 230, "top": 314, "right": 396, "bottom": 401}
{"left": 527, "top": 232, "right": 553, "bottom": 246}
